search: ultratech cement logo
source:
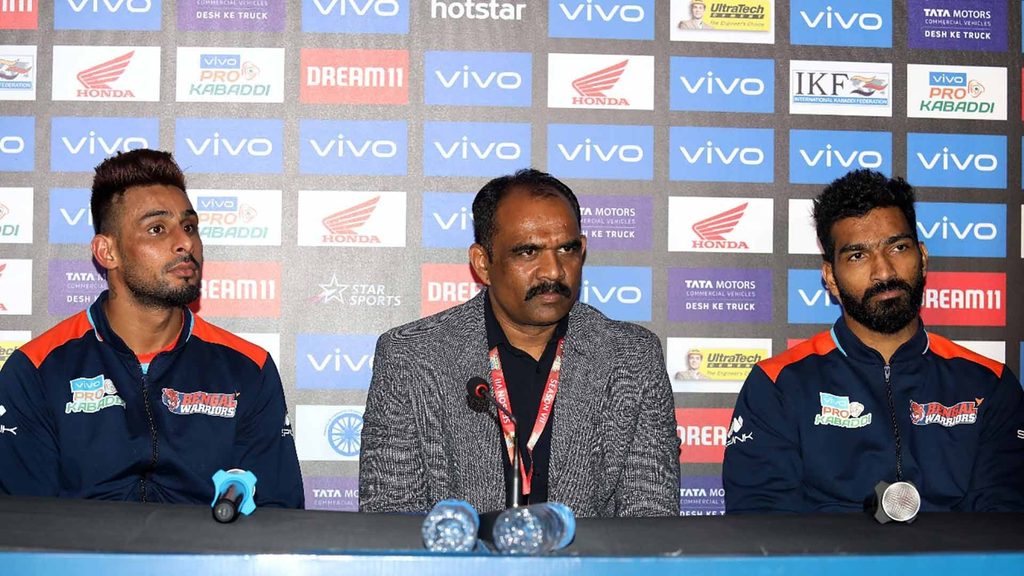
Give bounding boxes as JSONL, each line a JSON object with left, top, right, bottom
{"left": 421, "top": 263, "right": 483, "bottom": 317}
{"left": 921, "top": 271, "right": 1005, "bottom": 327}
{"left": 910, "top": 399, "right": 980, "bottom": 427}
{"left": 300, "top": 48, "right": 408, "bottom": 105}
{"left": 667, "top": 337, "right": 771, "bottom": 393}
{"left": 52, "top": 46, "right": 161, "bottom": 102}
{"left": 907, "top": 64, "right": 1005, "bottom": 121}
{"left": 66, "top": 375, "right": 125, "bottom": 414}
{"left": 0, "top": 45, "right": 36, "bottom": 100}
{"left": 297, "top": 190, "right": 406, "bottom": 247}
{"left": 668, "top": 197, "right": 774, "bottom": 253}
{"left": 789, "top": 60, "right": 892, "bottom": 117}
{"left": 189, "top": 189, "right": 282, "bottom": 246}
{"left": 196, "top": 261, "right": 280, "bottom": 318}
{"left": 548, "top": 53, "right": 653, "bottom": 110}
{"left": 814, "top": 392, "right": 872, "bottom": 428}
{"left": 549, "top": 0, "right": 654, "bottom": 40}
{"left": 162, "top": 388, "right": 238, "bottom": 418}
{"left": 670, "top": 0, "right": 775, "bottom": 44}
{"left": 0, "top": 0, "right": 38, "bottom": 29}
{"left": 176, "top": 47, "right": 284, "bottom": 103}
{"left": 428, "top": 0, "right": 525, "bottom": 20}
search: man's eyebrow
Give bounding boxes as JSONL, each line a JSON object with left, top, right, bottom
{"left": 838, "top": 234, "right": 914, "bottom": 254}
{"left": 509, "top": 242, "right": 542, "bottom": 253}
{"left": 560, "top": 238, "right": 583, "bottom": 250}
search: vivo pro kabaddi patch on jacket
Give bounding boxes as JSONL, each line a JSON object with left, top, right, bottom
{"left": 161, "top": 388, "right": 238, "bottom": 418}
{"left": 909, "top": 399, "right": 981, "bottom": 427}
{"left": 66, "top": 375, "right": 126, "bottom": 414}
{"left": 814, "top": 392, "right": 872, "bottom": 428}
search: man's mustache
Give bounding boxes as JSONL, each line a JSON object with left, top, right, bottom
{"left": 164, "top": 254, "right": 201, "bottom": 272}
{"left": 864, "top": 278, "right": 912, "bottom": 300}
{"left": 524, "top": 281, "right": 572, "bottom": 301}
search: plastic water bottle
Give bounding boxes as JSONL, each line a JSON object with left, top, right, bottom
{"left": 491, "top": 502, "right": 576, "bottom": 555}
{"left": 421, "top": 499, "right": 480, "bottom": 552}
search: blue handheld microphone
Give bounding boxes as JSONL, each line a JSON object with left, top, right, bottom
{"left": 211, "top": 469, "right": 258, "bottom": 523}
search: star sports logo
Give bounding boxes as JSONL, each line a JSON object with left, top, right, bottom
{"left": 572, "top": 59, "right": 627, "bottom": 105}
{"left": 76, "top": 51, "right": 134, "bottom": 98}
{"left": 322, "top": 196, "right": 380, "bottom": 243}
{"left": 692, "top": 203, "right": 748, "bottom": 249}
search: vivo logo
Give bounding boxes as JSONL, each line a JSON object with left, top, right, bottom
{"left": 197, "top": 196, "right": 238, "bottom": 211}
{"left": 790, "top": 130, "right": 891, "bottom": 185}
{"left": 425, "top": 122, "right": 530, "bottom": 177}
{"left": 548, "top": 124, "right": 652, "bottom": 180}
{"left": 907, "top": 133, "right": 1004, "bottom": 189}
{"left": 307, "top": 351, "right": 373, "bottom": 372}
{"left": 300, "top": 120, "right": 406, "bottom": 176}
{"left": 670, "top": 127, "right": 773, "bottom": 183}
{"left": 680, "top": 72, "right": 765, "bottom": 96}
{"left": 670, "top": 58, "right": 773, "bottom": 113}
{"left": 549, "top": 0, "right": 652, "bottom": 40}
{"left": 200, "top": 54, "right": 240, "bottom": 69}
{"left": 558, "top": 1, "right": 643, "bottom": 22}
{"left": 678, "top": 141, "right": 764, "bottom": 166}
{"left": 0, "top": 136, "right": 24, "bottom": 154}
{"left": 914, "top": 202, "right": 1005, "bottom": 258}
{"left": 296, "top": 334, "right": 377, "bottom": 389}
{"left": 60, "top": 208, "right": 91, "bottom": 226}
{"left": 311, "top": 0, "right": 399, "bottom": 16}
{"left": 435, "top": 67, "right": 522, "bottom": 90}
{"left": 1, "top": 117, "right": 34, "bottom": 172}
{"left": 558, "top": 139, "right": 644, "bottom": 163}
{"left": 581, "top": 281, "right": 642, "bottom": 305}
{"left": 918, "top": 217, "right": 997, "bottom": 241}
{"left": 799, "top": 7, "right": 882, "bottom": 30}
{"left": 798, "top": 289, "right": 838, "bottom": 307}
{"left": 788, "top": 269, "right": 841, "bottom": 324}
{"left": 309, "top": 134, "right": 398, "bottom": 158}
{"left": 434, "top": 137, "right": 521, "bottom": 160}
{"left": 433, "top": 206, "right": 471, "bottom": 231}
{"left": 579, "top": 266, "right": 651, "bottom": 321}
{"left": 425, "top": 52, "right": 532, "bottom": 107}
{"left": 421, "top": 192, "right": 475, "bottom": 248}
{"left": 799, "top": 144, "right": 883, "bottom": 168}
{"left": 916, "top": 148, "right": 998, "bottom": 172}
{"left": 62, "top": 132, "right": 148, "bottom": 155}
{"left": 67, "top": 0, "right": 151, "bottom": 12}
{"left": 186, "top": 134, "right": 273, "bottom": 157}
{"left": 930, "top": 72, "right": 967, "bottom": 86}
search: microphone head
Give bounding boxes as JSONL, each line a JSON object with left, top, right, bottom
{"left": 466, "top": 376, "right": 489, "bottom": 399}
{"left": 873, "top": 480, "right": 920, "bottom": 524}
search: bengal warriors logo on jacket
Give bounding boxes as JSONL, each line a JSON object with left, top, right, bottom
{"left": 161, "top": 388, "right": 238, "bottom": 418}
{"left": 909, "top": 399, "right": 981, "bottom": 427}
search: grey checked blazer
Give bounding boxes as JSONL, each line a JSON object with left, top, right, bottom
{"left": 358, "top": 291, "right": 680, "bottom": 517}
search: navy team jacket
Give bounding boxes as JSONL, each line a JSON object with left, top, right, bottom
{"left": 0, "top": 291, "right": 304, "bottom": 508}
{"left": 723, "top": 318, "right": 1024, "bottom": 513}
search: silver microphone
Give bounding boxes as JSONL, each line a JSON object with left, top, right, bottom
{"left": 872, "top": 480, "right": 921, "bottom": 524}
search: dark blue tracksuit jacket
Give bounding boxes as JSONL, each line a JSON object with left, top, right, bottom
{"left": 0, "top": 291, "right": 304, "bottom": 508}
{"left": 724, "top": 318, "right": 1024, "bottom": 513}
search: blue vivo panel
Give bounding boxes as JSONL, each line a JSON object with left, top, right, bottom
{"left": 302, "top": 0, "right": 409, "bottom": 33}
{"left": 789, "top": 130, "right": 891, "bottom": 184}
{"left": 548, "top": 124, "right": 653, "bottom": 181}
{"left": 670, "top": 127, "right": 773, "bottom": 183}
{"left": 51, "top": 117, "right": 159, "bottom": 172}
{"left": 424, "top": 52, "right": 532, "bottom": 107}
{"left": 300, "top": 120, "right": 408, "bottom": 175}
{"left": 548, "top": 0, "right": 654, "bottom": 39}
{"left": 907, "top": 133, "right": 1006, "bottom": 189}
{"left": 175, "top": 118, "right": 283, "bottom": 174}
{"left": 791, "top": 0, "right": 892, "bottom": 47}
{"left": 423, "top": 122, "right": 531, "bottom": 177}
{"left": 671, "top": 57, "right": 774, "bottom": 113}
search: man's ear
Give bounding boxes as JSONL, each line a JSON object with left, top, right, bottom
{"left": 92, "top": 234, "right": 119, "bottom": 271}
{"left": 919, "top": 241, "right": 928, "bottom": 278}
{"left": 468, "top": 243, "right": 492, "bottom": 286}
{"left": 822, "top": 259, "right": 839, "bottom": 301}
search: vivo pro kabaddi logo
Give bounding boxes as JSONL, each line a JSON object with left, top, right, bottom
{"left": 67, "top": 375, "right": 126, "bottom": 414}
{"left": 814, "top": 392, "right": 871, "bottom": 428}
{"left": 161, "top": 388, "right": 238, "bottom": 418}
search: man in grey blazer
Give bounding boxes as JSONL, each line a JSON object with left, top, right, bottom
{"left": 359, "top": 169, "right": 680, "bottom": 517}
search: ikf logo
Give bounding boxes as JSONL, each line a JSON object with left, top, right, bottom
{"left": 916, "top": 202, "right": 1005, "bottom": 258}
{"left": 787, "top": 269, "right": 840, "bottom": 324}
{"left": 188, "top": 189, "right": 283, "bottom": 246}
{"left": 907, "top": 64, "right": 1006, "bottom": 121}
{"left": 580, "top": 266, "right": 651, "bottom": 322}
{"left": 296, "top": 334, "right": 377, "bottom": 390}
{"left": 51, "top": 46, "right": 161, "bottom": 101}
{"left": 51, "top": 117, "right": 158, "bottom": 172}
{"left": 790, "top": 0, "right": 891, "bottom": 47}
{"left": 49, "top": 188, "right": 92, "bottom": 244}
{"left": 789, "top": 130, "right": 891, "bottom": 184}
{"left": 421, "top": 192, "right": 474, "bottom": 248}
{"left": 670, "top": 57, "right": 773, "bottom": 113}
{"left": 297, "top": 190, "right": 407, "bottom": 247}
{"left": 421, "top": 263, "right": 483, "bottom": 317}
{"left": 300, "top": 120, "right": 408, "bottom": 175}
{"left": 423, "top": 122, "right": 530, "bottom": 177}
{"left": 0, "top": 45, "right": 37, "bottom": 100}
{"left": 424, "top": 51, "right": 531, "bottom": 107}
{"left": 0, "top": 260, "right": 32, "bottom": 315}
{"left": 301, "top": 0, "right": 409, "bottom": 34}
{"left": 0, "top": 187, "right": 32, "bottom": 244}
{"left": 676, "top": 408, "right": 733, "bottom": 464}
{"left": 295, "top": 405, "right": 365, "bottom": 461}
{"left": 907, "top": 133, "right": 1005, "bottom": 189}
{"left": 921, "top": 272, "right": 1005, "bottom": 327}
{"left": 670, "top": 127, "right": 773, "bottom": 183}
{"left": 549, "top": 0, "right": 653, "bottom": 39}
{"left": 547, "top": 124, "right": 652, "bottom": 180}
{"left": 196, "top": 261, "right": 281, "bottom": 318}
{"left": 547, "top": 54, "right": 653, "bottom": 110}
{"left": 175, "top": 118, "right": 283, "bottom": 174}
{"left": 0, "top": 116, "right": 34, "bottom": 171}
{"left": 668, "top": 197, "right": 774, "bottom": 253}
{"left": 176, "top": 47, "right": 285, "bottom": 103}
{"left": 55, "top": 0, "right": 162, "bottom": 31}
{"left": 300, "top": 49, "right": 408, "bottom": 105}
{"left": 789, "top": 60, "right": 892, "bottom": 117}
{"left": 0, "top": 0, "right": 37, "bottom": 29}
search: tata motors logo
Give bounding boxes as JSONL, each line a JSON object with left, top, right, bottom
{"left": 297, "top": 190, "right": 406, "bottom": 247}
{"left": 55, "top": 0, "right": 161, "bottom": 31}
{"left": 421, "top": 191, "right": 474, "bottom": 249}
{"left": 296, "top": 404, "right": 365, "bottom": 461}
{"left": 680, "top": 476, "right": 725, "bottom": 516}
{"left": 907, "top": 133, "right": 1005, "bottom": 189}
{"left": 300, "top": 120, "right": 407, "bottom": 176}
{"left": 548, "top": 123, "right": 652, "bottom": 180}
{"left": 907, "top": 64, "right": 1005, "bottom": 121}
{"left": 0, "top": 116, "right": 34, "bottom": 171}
{"left": 579, "top": 195, "right": 652, "bottom": 251}
{"left": 0, "top": 45, "right": 36, "bottom": 100}
{"left": 48, "top": 188, "right": 93, "bottom": 244}
{"left": 0, "top": 0, "right": 37, "bottom": 29}
{"left": 196, "top": 261, "right": 281, "bottom": 318}
{"left": 908, "top": 0, "right": 1006, "bottom": 51}
{"left": 304, "top": 477, "right": 358, "bottom": 512}
{"left": 302, "top": 0, "right": 408, "bottom": 34}
{"left": 48, "top": 260, "right": 106, "bottom": 316}
{"left": 916, "top": 202, "right": 1004, "bottom": 258}
{"left": 189, "top": 189, "right": 282, "bottom": 246}
{"left": 51, "top": 116, "right": 157, "bottom": 172}
{"left": 921, "top": 271, "right": 1005, "bottom": 327}
{"left": 791, "top": 0, "right": 891, "bottom": 47}
{"left": 789, "top": 60, "right": 891, "bottom": 117}
{"left": 675, "top": 408, "right": 733, "bottom": 463}
{"left": 789, "top": 129, "right": 891, "bottom": 184}
{"left": 549, "top": 0, "right": 653, "bottom": 40}
{"left": 175, "top": 118, "right": 283, "bottom": 174}
{"left": 548, "top": 54, "right": 653, "bottom": 110}
{"left": 668, "top": 268, "right": 772, "bottom": 324}
{"left": 296, "top": 334, "right": 377, "bottom": 389}
{"left": 178, "top": 0, "right": 285, "bottom": 32}
{"left": 176, "top": 47, "right": 284, "bottom": 103}
{"left": 670, "top": 56, "right": 773, "bottom": 113}
{"left": 421, "top": 263, "right": 483, "bottom": 317}
{"left": 668, "top": 198, "right": 773, "bottom": 253}
{"left": 52, "top": 46, "right": 160, "bottom": 101}
{"left": 300, "top": 48, "right": 408, "bottom": 105}
{"left": 0, "top": 259, "right": 32, "bottom": 315}
{"left": 0, "top": 188, "right": 32, "bottom": 244}
{"left": 670, "top": 126, "right": 773, "bottom": 183}
{"left": 580, "top": 266, "right": 651, "bottom": 322}
{"left": 424, "top": 122, "right": 530, "bottom": 177}
{"left": 787, "top": 269, "right": 840, "bottom": 324}
{"left": 425, "top": 51, "right": 531, "bottom": 108}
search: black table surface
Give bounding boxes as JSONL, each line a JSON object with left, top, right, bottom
{"left": 1, "top": 496, "right": 1022, "bottom": 557}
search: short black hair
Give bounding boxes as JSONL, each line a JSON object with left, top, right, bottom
{"left": 472, "top": 168, "right": 582, "bottom": 257}
{"left": 91, "top": 149, "right": 187, "bottom": 235}
{"left": 812, "top": 169, "right": 918, "bottom": 263}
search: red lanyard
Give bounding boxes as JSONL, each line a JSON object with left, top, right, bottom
{"left": 487, "top": 338, "right": 564, "bottom": 496}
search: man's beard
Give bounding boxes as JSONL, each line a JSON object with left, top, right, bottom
{"left": 122, "top": 256, "right": 202, "bottom": 309}
{"left": 836, "top": 269, "right": 925, "bottom": 335}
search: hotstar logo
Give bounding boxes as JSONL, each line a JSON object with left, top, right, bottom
{"left": 691, "top": 203, "right": 749, "bottom": 249}
{"left": 322, "top": 196, "right": 381, "bottom": 243}
{"left": 76, "top": 51, "right": 135, "bottom": 98}
{"left": 571, "top": 59, "right": 629, "bottom": 106}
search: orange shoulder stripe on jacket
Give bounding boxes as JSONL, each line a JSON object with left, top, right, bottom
{"left": 190, "top": 315, "right": 268, "bottom": 369}
{"left": 927, "top": 333, "right": 1003, "bottom": 378}
{"left": 758, "top": 330, "right": 837, "bottom": 383}
{"left": 19, "top": 311, "right": 94, "bottom": 369}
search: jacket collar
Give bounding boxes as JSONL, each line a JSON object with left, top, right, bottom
{"left": 830, "top": 315, "right": 930, "bottom": 365}
{"left": 86, "top": 290, "right": 195, "bottom": 356}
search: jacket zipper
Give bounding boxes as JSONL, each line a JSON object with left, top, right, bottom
{"left": 138, "top": 363, "right": 159, "bottom": 502}
{"left": 883, "top": 364, "right": 904, "bottom": 481}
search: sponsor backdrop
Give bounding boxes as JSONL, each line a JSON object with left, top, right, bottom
{"left": 1, "top": 0, "right": 1022, "bottom": 517}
